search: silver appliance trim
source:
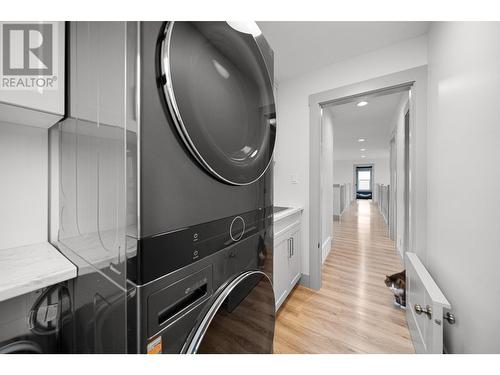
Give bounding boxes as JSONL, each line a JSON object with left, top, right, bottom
{"left": 159, "top": 21, "right": 276, "bottom": 186}
{"left": 136, "top": 21, "right": 142, "bottom": 238}
{"left": 184, "top": 270, "right": 272, "bottom": 353}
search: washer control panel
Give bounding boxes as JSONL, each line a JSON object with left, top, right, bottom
{"left": 133, "top": 207, "right": 272, "bottom": 284}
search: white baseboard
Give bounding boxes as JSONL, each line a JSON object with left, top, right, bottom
{"left": 299, "top": 273, "right": 309, "bottom": 287}
{"left": 321, "top": 236, "right": 332, "bottom": 264}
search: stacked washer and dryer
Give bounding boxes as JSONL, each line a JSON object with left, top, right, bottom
{"left": 55, "top": 21, "right": 276, "bottom": 353}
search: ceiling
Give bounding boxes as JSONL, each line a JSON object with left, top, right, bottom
{"left": 257, "top": 22, "right": 430, "bottom": 82}
{"left": 324, "top": 91, "right": 407, "bottom": 161}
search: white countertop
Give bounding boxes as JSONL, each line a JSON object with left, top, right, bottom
{"left": 273, "top": 206, "right": 304, "bottom": 222}
{"left": 0, "top": 242, "right": 77, "bottom": 302}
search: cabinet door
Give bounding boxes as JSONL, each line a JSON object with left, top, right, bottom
{"left": 273, "top": 235, "right": 290, "bottom": 309}
{"left": 288, "top": 228, "right": 301, "bottom": 289}
{"left": 0, "top": 22, "right": 65, "bottom": 116}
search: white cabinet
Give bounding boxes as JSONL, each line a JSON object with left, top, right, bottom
{"left": 0, "top": 21, "right": 65, "bottom": 128}
{"left": 273, "top": 208, "right": 303, "bottom": 310}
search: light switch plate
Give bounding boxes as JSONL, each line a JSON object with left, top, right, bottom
{"left": 290, "top": 174, "right": 298, "bottom": 184}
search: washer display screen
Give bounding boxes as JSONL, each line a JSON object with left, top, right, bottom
{"left": 161, "top": 22, "right": 276, "bottom": 185}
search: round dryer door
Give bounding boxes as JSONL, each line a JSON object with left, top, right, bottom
{"left": 160, "top": 22, "right": 276, "bottom": 185}
{"left": 184, "top": 270, "right": 275, "bottom": 354}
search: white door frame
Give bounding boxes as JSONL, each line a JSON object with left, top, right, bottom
{"left": 308, "top": 66, "right": 428, "bottom": 290}
{"left": 403, "top": 103, "right": 411, "bottom": 256}
{"left": 389, "top": 134, "right": 397, "bottom": 242}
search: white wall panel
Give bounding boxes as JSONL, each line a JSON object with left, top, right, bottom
{"left": 0, "top": 121, "right": 47, "bottom": 249}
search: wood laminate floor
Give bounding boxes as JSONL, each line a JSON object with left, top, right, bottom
{"left": 274, "top": 199, "right": 414, "bottom": 354}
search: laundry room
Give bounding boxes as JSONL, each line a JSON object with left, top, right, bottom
{"left": 1, "top": 2, "right": 500, "bottom": 375}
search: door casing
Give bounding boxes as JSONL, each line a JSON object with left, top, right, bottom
{"left": 308, "top": 66, "right": 428, "bottom": 291}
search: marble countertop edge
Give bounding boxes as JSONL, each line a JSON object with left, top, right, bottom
{"left": 0, "top": 242, "right": 77, "bottom": 303}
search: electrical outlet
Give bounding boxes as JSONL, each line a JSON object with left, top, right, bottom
{"left": 290, "top": 174, "right": 298, "bottom": 184}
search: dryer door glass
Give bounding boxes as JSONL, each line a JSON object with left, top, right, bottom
{"left": 161, "top": 22, "right": 276, "bottom": 185}
{"left": 185, "top": 271, "right": 275, "bottom": 353}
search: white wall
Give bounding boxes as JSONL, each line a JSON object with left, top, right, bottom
{"left": 320, "top": 113, "right": 334, "bottom": 263}
{"left": 0, "top": 122, "right": 48, "bottom": 249}
{"left": 273, "top": 35, "right": 428, "bottom": 277}
{"left": 332, "top": 160, "right": 355, "bottom": 186}
{"left": 426, "top": 22, "right": 500, "bottom": 353}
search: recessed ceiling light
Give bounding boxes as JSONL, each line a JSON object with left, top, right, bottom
{"left": 357, "top": 101, "right": 368, "bottom": 107}
{"left": 361, "top": 155, "right": 366, "bottom": 158}
{"left": 358, "top": 138, "right": 365, "bottom": 142}
{"left": 360, "top": 148, "right": 366, "bottom": 151}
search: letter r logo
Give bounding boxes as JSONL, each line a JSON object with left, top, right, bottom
{"left": 2, "top": 24, "right": 53, "bottom": 75}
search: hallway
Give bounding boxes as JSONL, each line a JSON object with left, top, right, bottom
{"left": 274, "top": 200, "right": 414, "bottom": 353}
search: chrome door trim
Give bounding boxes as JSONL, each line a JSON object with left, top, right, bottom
{"left": 160, "top": 21, "right": 276, "bottom": 186}
{"left": 184, "top": 270, "right": 273, "bottom": 353}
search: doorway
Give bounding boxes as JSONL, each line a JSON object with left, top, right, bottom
{"left": 355, "top": 165, "right": 373, "bottom": 199}
{"left": 295, "top": 86, "right": 416, "bottom": 354}
{"left": 308, "top": 66, "right": 428, "bottom": 291}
